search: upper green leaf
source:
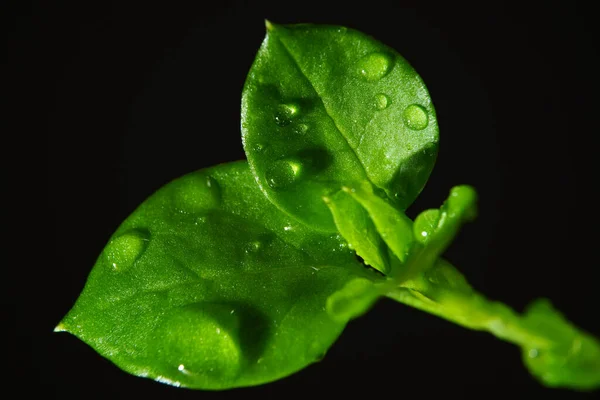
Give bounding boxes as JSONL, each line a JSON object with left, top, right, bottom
{"left": 56, "top": 161, "right": 378, "bottom": 389}
{"left": 242, "top": 22, "right": 439, "bottom": 232}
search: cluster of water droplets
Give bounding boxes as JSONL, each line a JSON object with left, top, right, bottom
{"left": 356, "top": 51, "right": 429, "bottom": 131}
{"left": 260, "top": 51, "right": 431, "bottom": 197}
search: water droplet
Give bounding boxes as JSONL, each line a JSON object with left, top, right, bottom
{"left": 283, "top": 225, "right": 293, "bottom": 232}
{"left": 265, "top": 159, "right": 303, "bottom": 189}
{"left": 293, "top": 123, "right": 309, "bottom": 134}
{"left": 152, "top": 303, "right": 241, "bottom": 381}
{"left": 274, "top": 103, "right": 299, "bottom": 127}
{"left": 403, "top": 104, "right": 429, "bottom": 130}
{"left": 253, "top": 143, "right": 265, "bottom": 152}
{"left": 105, "top": 228, "right": 150, "bottom": 272}
{"left": 175, "top": 174, "right": 222, "bottom": 213}
{"left": 357, "top": 52, "right": 393, "bottom": 81}
{"left": 413, "top": 209, "right": 440, "bottom": 245}
{"left": 528, "top": 348, "right": 539, "bottom": 358}
{"left": 245, "top": 240, "right": 262, "bottom": 254}
{"left": 374, "top": 93, "right": 389, "bottom": 110}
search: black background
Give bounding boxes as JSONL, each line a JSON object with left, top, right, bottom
{"left": 5, "top": 0, "right": 600, "bottom": 398}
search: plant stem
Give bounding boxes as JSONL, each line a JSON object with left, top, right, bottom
{"left": 387, "top": 276, "right": 551, "bottom": 349}
{"left": 384, "top": 259, "right": 600, "bottom": 390}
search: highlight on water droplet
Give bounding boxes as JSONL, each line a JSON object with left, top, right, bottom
{"left": 403, "top": 104, "right": 429, "bottom": 130}
{"left": 174, "top": 174, "right": 222, "bottom": 213}
{"left": 274, "top": 103, "right": 300, "bottom": 127}
{"left": 357, "top": 52, "right": 393, "bottom": 82}
{"left": 265, "top": 158, "right": 303, "bottom": 189}
{"left": 245, "top": 240, "right": 262, "bottom": 254}
{"left": 374, "top": 93, "right": 390, "bottom": 110}
{"left": 243, "top": 234, "right": 274, "bottom": 259}
{"left": 105, "top": 228, "right": 150, "bottom": 272}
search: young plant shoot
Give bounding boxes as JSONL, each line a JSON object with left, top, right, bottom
{"left": 56, "top": 22, "right": 600, "bottom": 391}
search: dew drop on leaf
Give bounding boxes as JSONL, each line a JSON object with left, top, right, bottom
{"left": 413, "top": 208, "right": 440, "bottom": 244}
{"left": 152, "top": 303, "right": 242, "bottom": 383}
{"left": 245, "top": 240, "right": 263, "bottom": 254}
{"left": 374, "top": 93, "right": 390, "bottom": 110}
{"left": 529, "top": 348, "right": 539, "bottom": 358}
{"left": 403, "top": 104, "right": 429, "bottom": 130}
{"left": 253, "top": 143, "right": 265, "bottom": 152}
{"left": 174, "top": 174, "right": 222, "bottom": 213}
{"left": 293, "top": 123, "right": 309, "bottom": 134}
{"left": 274, "top": 103, "right": 300, "bottom": 126}
{"left": 265, "top": 159, "right": 303, "bottom": 189}
{"left": 357, "top": 52, "right": 393, "bottom": 81}
{"left": 105, "top": 228, "right": 150, "bottom": 272}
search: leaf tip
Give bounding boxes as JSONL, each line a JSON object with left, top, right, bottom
{"left": 265, "top": 19, "right": 275, "bottom": 32}
{"left": 53, "top": 322, "right": 67, "bottom": 333}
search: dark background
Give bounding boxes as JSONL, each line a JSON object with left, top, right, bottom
{"left": 5, "top": 0, "right": 599, "bottom": 398}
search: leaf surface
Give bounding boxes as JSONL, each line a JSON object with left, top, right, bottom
{"left": 57, "top": 161, "right": 375, "bottom": 389}
{"left": 242, "top": 22, "right": 439, "bottom": 231}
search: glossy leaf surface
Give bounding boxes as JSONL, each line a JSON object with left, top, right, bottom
{"left": 242, "top": 22, "right": 439, "bottom": 231}
{"left": 56, "top": 161, "right": 374, "bottom": 389}
{"left": 323, "top": 190, "right": 390, "bottom": 274}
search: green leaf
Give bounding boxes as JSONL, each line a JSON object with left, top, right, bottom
{"left": 242, "top": 22, "right": 439, "bottom": 231}
{"left": 56, "top": 161, "right": 376, "bottom": 389}
{"left": 342, "top": 182, "right": 414, "bottom": 264}
{"left": 521, "top": 299, "right": 600, "bottom": 390}
{"left": 323, "top": 190, "right": 390, "bottom": 274}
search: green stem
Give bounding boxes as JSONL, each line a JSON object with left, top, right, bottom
{"left": 388, "top": 274, "right": 550, "bottom": 349}
{"left": 384, "top": 260, "right": 600, "bottom": 390}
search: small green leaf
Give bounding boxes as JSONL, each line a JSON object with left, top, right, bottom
{"left": 323, "top": 190, "right": 390, "bottom": 274}
{"left": 342, "top": 182, "right": 414, "bottom": 264}
{"left": 522, "top": 299, "right": 600, "bottom": 390}
{"left": 242, "top": 23, "right": 438, "bottom": 231}
{"left": 57, "top": 162, "right": 374, "bottom": 389}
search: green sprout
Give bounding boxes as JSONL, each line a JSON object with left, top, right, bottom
{"left": 56, "top": 22, "right": 600, "bottom": 391}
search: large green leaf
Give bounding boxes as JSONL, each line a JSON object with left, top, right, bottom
{"left": 242, "top": 22, "right": 439, "bottom": 231}
{"left": 56, "top": 161, "right": 378, "bottom": 389}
